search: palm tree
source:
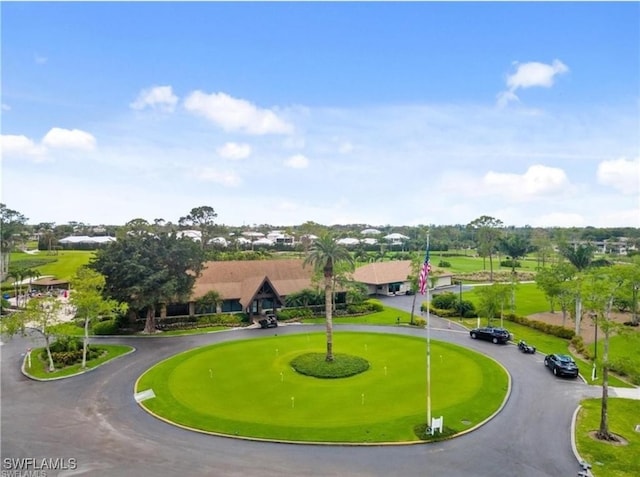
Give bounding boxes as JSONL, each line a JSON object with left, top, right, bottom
{"left": 303, "top": 234, "right": 354, "bottom": 362}
{"left": 468, "top": 216, "right": 503, "bottom": 282}
{"left": 560, "top": 242, "right": 594, "bottom": 335}
{"left": 7, "top": 267, "right": 28, "bottom": 308}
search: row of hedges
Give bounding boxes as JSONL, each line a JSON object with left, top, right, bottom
{"left": 503, "top": 313, "right": 575, "bottom": 339}
{"left": 276, "top": 300, "right": 384, "bottom": 321}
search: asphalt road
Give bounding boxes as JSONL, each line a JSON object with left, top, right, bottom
{"left": 1, "top": 296, "right": 600, "bottom": 477}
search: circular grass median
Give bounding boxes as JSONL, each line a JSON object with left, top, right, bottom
{"left": 136, "top": 331, "right": 509, "bottom": 443}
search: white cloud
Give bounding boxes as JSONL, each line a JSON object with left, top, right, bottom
{"left": 183, "top": 90, "right": 293, "bottom": 135}
{"left": 42, "top": 128, "right": 96, "bottom": 150}
{"left": 498, "top": 59, "right": 569, "bottom": 107}
{"left": 507, "top": 60, "right": 569, "bottom": 90}
{"left": 483, "top": 164, "right": 570, "bottom": 199}
{"left": 0, "top": 134, "right": 46, "bottom": 159}
{"left": 191, "top": 167, "right": 242, "bottom": 187}
{"left": 596, "top": 157, "right": 640, "bottom": 195}
{"left": 1, "top": 103, "right": 11, "bottom": 111}
{"left": 216, "top": 142, "right": 252, "bottom": 160}
{"left": 34, "top": 54, "right": 47, "bottom": 65}
{"left": 284, "top": 154, "right": 309, "bottom": 169}
{"left": 496, "top": 90, "right": 519, "bottom": 109}
{"left": 130, "top": 85, "right": 178, "bottom": 112}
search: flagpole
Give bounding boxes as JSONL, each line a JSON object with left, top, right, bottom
{"left": 426, "top": 234, "right": 432, "bottom": 432}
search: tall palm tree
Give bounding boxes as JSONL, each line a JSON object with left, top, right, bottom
{"left": 560, "top": 242, "right": 594, "bottom": 335}
{"left": 303, "top": 234, "right": 354, "bottom": 362}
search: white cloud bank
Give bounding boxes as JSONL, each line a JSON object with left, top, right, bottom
{"left": 130, "top": 85, "right": 179, "bottom": 112}
{"left": 183, "top": 91, "right": 293, "bottom": 135}
{"left": 483, "top": 164, "right": 570, "bottom": 199}
{"left": 42, "top": 127, "right": 96, "bottom": 150}
{"left": 497, "top": 59, "right": 569, "bottom": 107}
{"left": 1, "top": 127, "right": 96, "bottom": 160}
{"left": 597, "top": 157, "right": 640, "bottom": 195}
{"left": 0, "top": 134, "right": 46, "bottom": 159}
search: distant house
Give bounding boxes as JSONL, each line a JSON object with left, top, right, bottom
{"left": 59, "top": 235, "right": 116, "bottom": 245}
{"left": 351, "top": 260, "right": 452, "bottom": 296}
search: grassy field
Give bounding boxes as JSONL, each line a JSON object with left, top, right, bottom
{"left": 575, "top": 398, "right": 640, "bottom": 477}
{"left": 463, "top": 282, "right": 551, "bottom": 317}
{"left": 24, "top": 344, "right": 133, "bottom": 379}
{"left": 136, "top": 331, "right": 509, "bottom": 443}
{"left": 430, "top": 251, "right": 541, "bottom": 274}
{"left": 7, "top": 250, "right": 95, "bottom": 281}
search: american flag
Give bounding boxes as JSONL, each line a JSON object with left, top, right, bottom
{"left": 418, "top": 247, "right": 431, "bottom": 295}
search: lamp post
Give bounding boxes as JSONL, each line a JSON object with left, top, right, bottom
{"left": 456, "top": 280, "right": 463, "bottom": 321}
{"left": 591, "top": 312, "right": 598, "bottom": 381}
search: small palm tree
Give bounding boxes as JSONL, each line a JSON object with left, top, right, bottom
{"left": 303, "top": 234, "right": 354, "bottom": 362}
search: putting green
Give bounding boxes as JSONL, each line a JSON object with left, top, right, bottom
{"left": 136, "top": 332, "right": 509, "bottom": 443}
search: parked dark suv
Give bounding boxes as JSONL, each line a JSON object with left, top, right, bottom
{"left": 544, "top": 354, "right": 579, "bottom": 378}
{"left": 258, "top": 314, "right": 278, "bottom": 329}
{"left": 469, "top": 326, "right": 511, "bottom": 344}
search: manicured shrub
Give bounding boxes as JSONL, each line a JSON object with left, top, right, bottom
{"left": 290, "top": 353, "right": 370, "bottom": 379}
{"left": 92, "top": 319, "right": 119, "bottom": 335}
{"left": 432, "top": 292, "right": 458, "bottom": 310}
{"left": 413, "top": 318, "right": 426, "bottom": 327}
{"left": 49, "top": 336, "right": 83, "bottom": 353}
{"left": 455, "top": 300, "right": 476, "bottom": 316}
{"left": 278, "top": 308, "right": 314, "bottom": 320}
{"left": 438, "top": 260, "right": 451, "bottom": 267}
{"left": 500, "top": 259, "right": 521, "bottom": 268}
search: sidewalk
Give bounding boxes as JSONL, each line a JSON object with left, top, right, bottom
{"left": 609, "top": 386, "right": 640, "bottom": 399}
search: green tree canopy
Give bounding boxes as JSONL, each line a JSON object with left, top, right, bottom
{"left": 90, "top": 229, "right": 205, "bottom": 333}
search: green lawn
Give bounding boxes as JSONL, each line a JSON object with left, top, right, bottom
{"left": 464, "top": 282, "right": 550, "bottom": 317}
{"left": 587, "top": 333, "right": 640, "bottom": 385}
{"left": 575, "top": 398, "right": 640, "bottom": 477}
{"left": 24, "top": 344, "right": 133, "bottom": 379}
{"left": 430, "top": 251, "right": 541, "bottom": 274}
{"left": 136, "top": 331, "right": 509, "bottom": 443}
{"left": 8, "top": 250, "right": 94, "bottom": 281}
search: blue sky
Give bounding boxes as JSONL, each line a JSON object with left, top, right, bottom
{"left": 2, "top": 2, "right": 639, "bottom": 228}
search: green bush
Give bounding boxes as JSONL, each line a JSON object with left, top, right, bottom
{"left": 500, "top": 259, "right": 521, "bottom": 268}
{"left": 432, "top": 292, "right": 458, "bottom": 310}
{"left": 438, "top": 260, "right": 452, "bottom": 267}
{"left": 505, "top": 314, "right": 575, "bottom": 339}
{"left": 92, "top": 319, "right": 119, "bottom": 335}
{"left": 456, "top": 300, "right": 476, "bottom": 317}
{"left": 196, "top": 314, "right": 242, "bottom": 326}
{"left": 413, "top": 318, "right": 426, "bottom": 327}
{"left": 278, "top": 308, "right": 314, "bottom": 320}
{"left": 49, "top": 336, "right": 83, "bottom": 353}
{"left": 290, "top": 352, "right": 370, "bottom": 379}
{"left": 347, "top": 300, "right": 384, "bottom": 315}
{"left": 40, "top": 345, "right": 101, "bottom": 367}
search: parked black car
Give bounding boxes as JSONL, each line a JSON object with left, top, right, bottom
{"left": 469, "top": 327, "right": 511, "bottom": 344}
{"left": 258, "top": 314, "right": 278, "bottom": 329}
{"left": 544, "top": 353, "right": 579, "bottom": 378}
{"left": 517, "top": 340, "right": 536, "bottom": 354}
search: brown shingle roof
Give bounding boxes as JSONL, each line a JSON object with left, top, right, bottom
{"left": 351, "top": 260, "right": 414, "bottom": 285}
{"left": 191, "top": 259, "right": 315, "bottom": 303}
{"left": 351, "top": 260, "right": 453, "bottom": 285}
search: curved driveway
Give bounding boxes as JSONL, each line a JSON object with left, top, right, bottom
{"left": 1, "top": 297, "right": 600, "bottom": 477}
